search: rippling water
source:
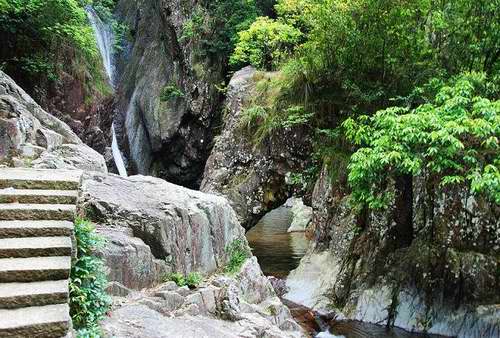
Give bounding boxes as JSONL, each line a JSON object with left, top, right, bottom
{"left": 246, "top": 205, "right": 309, "bottom": 278}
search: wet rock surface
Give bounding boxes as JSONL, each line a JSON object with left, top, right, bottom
{"left": 201, "top": 67, "right": 313, "bottom": 229}
{"left": 286, "top": 164, "right": 500, "bottom": 337}
{"left": 102, "top": 258, "right": 306, "bottom": 338}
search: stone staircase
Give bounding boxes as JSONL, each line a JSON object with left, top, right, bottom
{"left": 0, "top": 168, "right": 82, "bottom": 337}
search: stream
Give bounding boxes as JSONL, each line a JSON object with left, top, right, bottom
{"left": 246, "top": 204, "right": 444, "bottom": 338}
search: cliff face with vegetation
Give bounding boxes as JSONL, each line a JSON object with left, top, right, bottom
{"left": 1, "top": 0, "right": 498, "bottom": 337}
{"left": 201, "top": 1, "right": 499, "bottom": 336}
{"left": 0, "top": 0, "right": 112, "bottom": 135}
{"left": 113, "top": 0, "right": 235, "bottom": 187}
{"left": 286, "top": 163, "right": 499, "bottom": 336}
{"left": 201, "top": 67, "right": 313, "bottom": 228}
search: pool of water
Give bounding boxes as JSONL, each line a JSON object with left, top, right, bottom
{"left": 246, "top": 204, "right": 447, "bottom": 338}
{"left": 246, "top": 205, "right": 309, "bottom": 278}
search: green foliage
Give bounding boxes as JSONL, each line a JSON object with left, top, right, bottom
{"left": 344, "top": 72, "right": 500, "bottom": 210}
{"left": 234, "top": 0, "right": 499, "bottom": 145}
{"left": 163, "top": 272, "right": 203, "bottom": 289}
{"left": 160, "top": 83, "right": 185, "bottom": 102}
{"left": 70, "top": 218, "right": 111, "bottom": 337}
{"left": 240, "top": 105, "right": 268, "bottom": 130}
{"left": 17, "top": 55, "right": 59, "bottom": 82}
{"left": 230, "top": 16, "right": 302, "bottom": 70}
{"left": 238, "top": 71, "right": 314, "bottom": 144}
{"left": 279, "top": 0, "right": 498, "bottom": 112}
{"left": 225, "top": 239, "right": 251, "bottom": 274}
{"left": 180, "top": 0, "right": 258, "bottom": 63}
{"left": 0, "top": 0, "right": 113, "bottom": 98}
{"left": 185, "top": 272, "right": 203, "bottom": 288}
{"left": 165, "top": 272, "right": 186, "bottom": 286}
{"left": 232, "top": 0, "right": 499, "bottom": 210}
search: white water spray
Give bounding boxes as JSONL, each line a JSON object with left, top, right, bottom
{"left": 86, "top": 6, "right": 128, "bottom": 177}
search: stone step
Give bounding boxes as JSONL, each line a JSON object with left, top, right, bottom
{"left": 0, "top": 303, "right": 70, "bottom": 337}
{"left": 0, "top": 237, "right": 72, "bottom": 258}
{"left": 0, "top": 203, "right": 76, "bottom": 221}
{"left": 0, "top": 280, "right": 69, "bottom": 309}
{"left": 0, "top": 220, "right": 73, "bottom": 239}
{"left": 0, "top": 168, "right": 82, "bottom": 190}
{"left": 0, "top": 256, "right": 71, "bottom": 283}
{"left": 0, "top": 188, "right": 78, "bottom": 204}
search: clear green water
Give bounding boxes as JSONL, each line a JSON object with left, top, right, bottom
{"left": 246, "top": 205, "right": 309, "bottom": 278}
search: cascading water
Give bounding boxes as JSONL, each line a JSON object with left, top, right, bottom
{"left": 111, "top": 123, "right": 128, "bottom": 177}
{"left": 85, "top": 6, "right": 114, "bottom": 85}
{"left": 85, "top": 6, "right": 128, "bottom": 177}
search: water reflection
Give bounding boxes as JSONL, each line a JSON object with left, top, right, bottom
{"left": 246, "top": 205, "right": 309, "bottom": 278}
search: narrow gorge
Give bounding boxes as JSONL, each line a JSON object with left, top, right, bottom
{"left": 0, "top": 1, "right": 498, "bottom": 338}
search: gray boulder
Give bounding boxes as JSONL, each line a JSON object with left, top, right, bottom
{"left": 285, "top": 198, "right": 313, "bottom": 233}
{"left": 78, "top": 173, "right": 246, "bottom": 289}
{"left": 33, "top": 143, "right": 107, "bottom": 173}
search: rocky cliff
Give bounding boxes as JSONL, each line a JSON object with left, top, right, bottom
{"left": 1, "top": 71, "right": 306, "bottom": 337}
{"left": 0, "top": 71, "right": 107, "bottom": 172}
{"left": 112, "top": 0, "right": 225, "bottom": 187}
{"left": 286, "top": 164, "right": 500, "bottom": 337}
{"left": 201, "top": 67, "right": 313, "bottom": 229}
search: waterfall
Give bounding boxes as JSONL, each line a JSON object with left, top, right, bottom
{"left": 86, "top": 6, "right": 128, "bottom": 177}
{"left": 85, "top": 6, "right": 114, "bottom": 85}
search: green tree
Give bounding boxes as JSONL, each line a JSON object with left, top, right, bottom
{"left": 0, "top": 0, "right": 107, "bottom": 96}
{"left": 182, "top": 0, "right": 259, "bottom": 64}
{"left": 344, "top": 72, "right": 500, "bottom": 210}
{"left": 230, "top": 16, "right": 302, "bottom": 70}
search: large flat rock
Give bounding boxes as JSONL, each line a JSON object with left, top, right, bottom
{"left": 102, "top": 304, "right": 243, "bottom": 338}
{"left": 79, "top": 173, "right": 245, "bottom": 283}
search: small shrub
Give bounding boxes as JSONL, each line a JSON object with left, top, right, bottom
{"left": 240, "top": 105, "right": 267, "bottom": 130}
{"left": 185, "top": 272, "right": 202, "bottom": 289}
{"left": 163, "top": 272, "right": 203, "bottom": 289}
{"left": 165, "top": 272, "right": 186, "bottom": 287}
{"left": 160, "top": 83, "right": 184, "bottom": 102}
{"left": 70, "top": 218, "right": 111, "bottom": 337}
{"left": 225, "top": 239, "right": 251, "bottom": 274}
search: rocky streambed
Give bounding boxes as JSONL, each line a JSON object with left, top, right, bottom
{"left": 245, "top": 199, "right": 450, "bottom": 338}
